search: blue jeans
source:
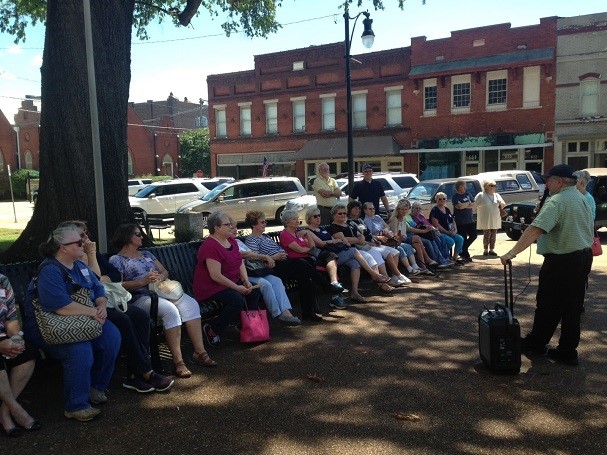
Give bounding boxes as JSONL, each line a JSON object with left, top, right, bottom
{"left": 249, "top": 274, "right": 292, "bottom": 318}
{"left": 30, "top": 321, "right": 121, "bottom": 412}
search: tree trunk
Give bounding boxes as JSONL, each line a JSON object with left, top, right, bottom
{"left": 2, "top": 0, "right": 137, "bottom": 262}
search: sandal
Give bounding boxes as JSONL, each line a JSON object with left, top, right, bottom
{"left": 372, "top": 275, "right": 390, "bottom": 284}
{"left": 192, "top": 351, "right": 218, "bottom": 367}
{"left": 173, "top": 361, "right": 192, "bottom": 378}
{"left": 350, "top": 294, "right": 367, "bottom": 303}
{"left": 377, "top": 282, "right": 395, "bottom": 293}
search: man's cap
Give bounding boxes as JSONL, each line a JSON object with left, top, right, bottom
{"left": 543, "top": 164, "right": 576, "bottom": 180}
{"left": 362, "top": 164, "right": 373, "bottom": 171}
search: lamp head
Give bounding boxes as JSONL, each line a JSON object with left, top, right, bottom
{"left": 361, "top": 12, "right": 375, "bottom": 49}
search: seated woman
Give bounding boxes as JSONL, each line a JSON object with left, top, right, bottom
{"left": 429, "top": 192, "right": 465, "bottom": 263}
{"left": 0, "top": 273, "right": 40, "bottom": 436}
{"left": 346, "top": 201, "right": 407, "bottom": 287}
{"left": 194, "top": 211, "right": 262, "bottom": 344}
{"left": 60, "top": 221, "right": 173, "bottom": 393}
{"left": 306, "top": 206, "right": 389, "bottom": 303}
{"left": 408, "top": 202, "right": 453, "bottom": 268}
{"left": 388, "top": 199, "right": 432, "bottom": 273}
{"left": 110, "top": 223, "right": 215, "bottom": 380}
{"left": 361, "top": 202, "right": 420, "bottom": 279}
{"left": 244, "top": 210, "right": 343, "bottom": 322}
{"left": 279, "top": 209, "right": 347, "bottom": 310}
{"left": 327, "top": 203, "right": 395, "bottom": 293}
{"left": 22, "top": 225, "right": 121, "bottom": 422}
{"left": 226, "top": 218, "right": 301, "bottom": 326}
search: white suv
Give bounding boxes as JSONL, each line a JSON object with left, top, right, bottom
{"left": 285, "top": 172, "right": 418, "bottom": 223}
{"left": 128, "top": 178, "right": 153, "bottom": 196}
{"left": 129, "top": 177, "right": 233, "bottom": 219}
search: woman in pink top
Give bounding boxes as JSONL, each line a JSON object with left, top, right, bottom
{"left": 194, "top": 211, "right": 261, "bottom": 348}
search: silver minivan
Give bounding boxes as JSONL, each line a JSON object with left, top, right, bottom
{"left": 177, "top": 177, "right": 307, "bottom": 223}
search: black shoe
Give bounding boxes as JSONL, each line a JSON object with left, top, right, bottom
{"left": 18, "top": 420, "right": 41, "bottom": 432}
{"left": 546, "top": 348, "right": 579, "bottom": 366}
{"left": 327, "top": 283, "right": 344, "bottom": 295}
{"left": 302, "top": 312, "right": 323, "bottom": 322}
{"left": 0, "top": 423, "right": 22, "bottom": 437}
{"left": 520, "top": 339, "right": 547, "bottom": 356}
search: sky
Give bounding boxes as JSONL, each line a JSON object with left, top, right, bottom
{"left": 0, "top": 0, "right": 606, "bottom": 121}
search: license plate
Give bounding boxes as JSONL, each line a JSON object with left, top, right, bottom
{"left": 511, "top": 222, "right": 522, "bottom": 231}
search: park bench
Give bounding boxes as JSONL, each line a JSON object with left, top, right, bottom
{"left": 133, "top": 208, "right": 174, "bottom": 240}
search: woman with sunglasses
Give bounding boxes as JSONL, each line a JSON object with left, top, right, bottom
{"left": 59, "top": 221, "right": 173, "bottom": 394}
{"left": 309, "top": 206, "right": 391, "bottom": 303}
{"left": 474, "top": 180, "right": 505, "bottom": 256}
{"left": 110, "top": 223, "right": 215, "bottom": 379}
{"left": 429, "top": 192, "right": 465, "bottom": 263}
{"left": 244, "top": 210, "right": 343, "bottom": 322}
{"left": 21, "top": 225, "right": 121, "bottom": 422}
{"left": 407, "top": 202, "right": 453, "bottom": 268}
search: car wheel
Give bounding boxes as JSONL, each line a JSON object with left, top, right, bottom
{"left": 506, "top": 228, "right": 522, "bottom": 241}
{"left": 275, "top": 206, "right": 285, "bottom": 224}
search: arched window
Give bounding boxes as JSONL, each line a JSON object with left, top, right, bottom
{"left": 127, "top": 150, "right": 134, "bottom": 176}
{"left": 0, "top": 149, "right": 5, "bottom": 171}
{"left": 162, "top": 155, "right": 173, "bottom": 176}
{"left": 24, "top": 150, "right": 33, "bottom": 169}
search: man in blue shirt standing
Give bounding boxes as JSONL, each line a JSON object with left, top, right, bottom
{"left": 349, "top": 164, "right": 391, "bottom": 215}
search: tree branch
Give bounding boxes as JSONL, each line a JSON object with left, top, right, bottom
{"left": 134, "top": 0, "right": 179, "bottom": 17}
{"left": 178, "top": 0, "right": 202, "bottom": 26}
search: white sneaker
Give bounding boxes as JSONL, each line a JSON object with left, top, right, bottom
{"left": 398, "top": 274, "right": 411, "bottom": 285}
{"left": 388, "top": 275, "right": 402, "bottom": 287}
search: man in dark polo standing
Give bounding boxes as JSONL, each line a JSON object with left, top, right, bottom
{"left": 500, "top": 164, "right": 593, "bottom": 366}
{"left": 313, "top": 163, "right": 342, "bottom": 224}
{"left": 349, "top": 164, "right": 391, "bottom": 216}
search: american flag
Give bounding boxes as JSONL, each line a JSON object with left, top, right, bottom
{"left": 262, "top": 156, "right": 270, "bottom": 177}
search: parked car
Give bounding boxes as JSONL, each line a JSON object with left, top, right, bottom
{"left": 129, "top": 177, "right": 233, "bottom": 219}
{"left": 128, "top": 178, "right": 153, "bottom": 196}
{"left": 502, "top": 167, "right": 607, "bottom": 240}
{"left": 176, "top": 176, "right": 307, "bottom": 223}
{"left": 407, "top": 170, "right": 541, "bottom": 219}
{"left": 285, "top": 172, "right": 419, "bottom": 224}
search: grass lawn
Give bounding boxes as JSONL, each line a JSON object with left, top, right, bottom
{"left": 0, "top": 228, "right": 22, "bottom": 253}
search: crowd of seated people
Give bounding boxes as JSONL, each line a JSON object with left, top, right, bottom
{"left": 5, "top": 196, "right": 469, "bottom": 425}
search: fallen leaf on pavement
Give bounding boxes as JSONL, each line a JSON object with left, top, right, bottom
{"left": 307, "top": 374, "right": 325, "bottom": 383}
{"left": 392, "top": 412, "right": 420, "bottom": 422}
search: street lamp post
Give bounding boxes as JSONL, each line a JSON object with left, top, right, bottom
{"left": 344, "top": 9, "right": 375, "bottom": 193}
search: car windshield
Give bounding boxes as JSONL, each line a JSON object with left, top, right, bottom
{"left": 201, "top": 182, "right": 230, "bottom": 201}
{"left": 392, "top": 176, "right": 418, "bottom": 189}
{"left": 407, "top": 182, "right": 440, "bottom": 202}
{"left": 201, "top": 181, "right": 221, "bottom": 190}
{"left": 134, "top": 184, "right": 159, "bottom": 198}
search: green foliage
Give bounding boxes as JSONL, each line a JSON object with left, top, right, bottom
{"left": 179, "top": 128, "right": 211, "bottom": 177}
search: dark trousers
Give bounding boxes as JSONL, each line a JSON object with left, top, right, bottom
{"left": 107, "top": 306, "right": 152, "bottom": 377}
{"left": 272, "top": 258, "right": 326, "bottom": 315}
{"left": 525, "top": 249, "right": 593, "bottom": 355}
{"left": 207, "top": 287, "right": 261, "bottom": 335}
{"left": 318, "top": 206, "right": 333, "bottom": 225}
{"left": 458, "top": 222, "right": 477, "bottom": 258}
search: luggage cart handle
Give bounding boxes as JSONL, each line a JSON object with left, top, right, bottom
{"left": 503, "top": 260, "right": 513, "bottom": 312}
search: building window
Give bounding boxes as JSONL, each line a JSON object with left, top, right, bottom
{"left": 127, "top": 150, "right": 134, "bottom": 176}
{"left": 487, "top": 70, "right": 507, "bottom": 108}
{"left": 523, "top": 66, "right": 540, "bottom": 108}
{"left": 162, "top": 154, "right": 173, "bottom": 176}
{"left": 385, "top": 87, "right": 402, "bottom": 126}
{"left": 580, "top": 78, "right": 599, "bottom": 117}
{"left": 215, "top": 106, "right": 227, "bottom": 137}
{"left": 239, "top": 104, "right": 252, "bottom": 136}
{"left": 194, "top": 116, "right": 208, "bottom": 127}
{"left": 451, "top": 74, "right": 471, "bottom": 112}
{"left": 264, "top": 101, "right": 278, "bottom": 134}
{"left": 352, "top": 92, "right": 367, "bottom": 129}
{"left": 24, "top": 150, "right": 33, "bottom": 169}
{"left": 292, "top": 98, "right": 306, "bottom": 132}
{"left": 423, "top": 78, "right": 437, "bottom": 115}
{"left": 321, "top": 95, "right": 335, "bottom": 131}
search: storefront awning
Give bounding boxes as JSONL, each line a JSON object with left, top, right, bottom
{"left": 400, "top": 142, "right": 553, "bottom": 154}
{"left": 297, "top": 136, "right": 401, "bottom": 160}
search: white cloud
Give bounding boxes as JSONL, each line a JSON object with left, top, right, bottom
{"left": 30, "top": 54, "right": 43, "bottom": 67}
{"left": 7, "top": 44, "right": 22, "bottom": 55}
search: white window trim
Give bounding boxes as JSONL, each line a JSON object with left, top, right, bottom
{"left": 352, "top": 93, "right": 367, "bottom": 129}
{"left": 523, "top": 66, "right": 540, "bottom": 109}
{"left": 451, "top": 74, "right": 471, "bottom": 113}
{"left": 319, "top": 93, "right": 336, "bottom": 98}
{"left": 239, "top": 105, "right": 252, "bottom": 136}
{"left": 292, "top": 99, "right": 306, "bottom": 133}
{"left": 580, "top": 78, "right": 600, "bottom": 118}
{"left": 423, "top": 78, "right": 437, "bottom": 117}
{"left": 321, "top": 96, "right": 336, "bottom": 131}
{"left": 265, "top": 102, "right": 278, "bottom": 135}
{"left": 385, "top": 89, "right": 402, "bottom": 127}
{"left": 486, "top": 69, "right": 508, "bottom": 111}
{"left": 214, "top": 106, "right": 227, "bottom": 138}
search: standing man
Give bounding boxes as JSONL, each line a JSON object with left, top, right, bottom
{"left": 313, "top": 163, "right": 342, "bottom": 224}
{"left": 500, "top": 165, "right": 593, "bottom": 366}
{"left": 349, "top": 164, "right": 391, "bottom": 216}
{"left": 451, "top": 180, "right": 477, "bottom": 262}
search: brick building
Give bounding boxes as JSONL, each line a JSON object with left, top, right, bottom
{"left": 130, "top": 93, "right": 209, "bottom": 130}
{"left": 554, "top": 13, "right": 607, "bottom": 169}
{"left": 208, "top": 16, "right": 560, "bottom": 182}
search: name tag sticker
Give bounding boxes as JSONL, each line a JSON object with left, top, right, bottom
{"left": 0, "top": 289, "right": 5, "bottom": 298}
{"left": 145, "top": 257, "right": 154, "bottom": 263}
{"left": 81, "top": 269, "right": 90, "bottom": 277}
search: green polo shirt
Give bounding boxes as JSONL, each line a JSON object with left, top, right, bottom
{"left": 532, "top": 185, "right": 594, "bottom": 255}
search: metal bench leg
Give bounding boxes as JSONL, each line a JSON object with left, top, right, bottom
{"left": 148, "top": 291, "right": 164, "bottom": 374}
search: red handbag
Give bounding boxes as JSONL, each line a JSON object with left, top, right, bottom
{"left": 591, "top": 235, "right": 602, "bottom": 257}
{"left": 240, "top": 305, "right": 270, "bottom": 343}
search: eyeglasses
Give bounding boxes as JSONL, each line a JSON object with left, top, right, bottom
{"left": 63, "top": 239, "right": 84, "bottom": 247}
{"left": 312, "top": 214, "right": 321, "bottom": 218}
{"left": 133, "top": 232, "right": 143, "bottom": 237}
{"left": 79, "top": 230, "right": 89, "bottom": 238}
{"left": 221, "top": 223, "right": 234, "bottom": 227}
{"left": 487, "top": 184, "right": 496, "bottom": 187}
{"left": 336, "top": 212, "right": 347, "bottom": 215}
{"left": 437, "top": 198, "right": 446, "bottom": 201}
{"left": 412, "top": 207, "right": 421, "bottom": 210}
